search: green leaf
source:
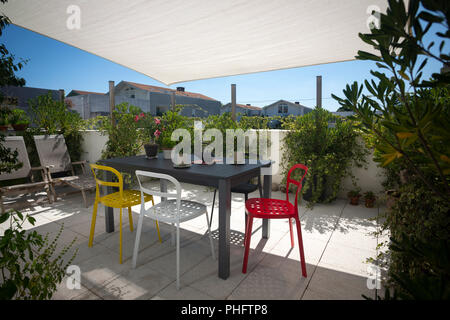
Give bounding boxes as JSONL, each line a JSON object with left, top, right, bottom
{"left": 398, "top": 70, "right": 410, "bottom": 81}
{"left": 0, "top": 280, "right": 17, "bottom": 300}
{"left": 356, "top": 50, "right": 382, "bottom": 62}
{"left": 381, "top": 152, "right": 400, "bottom": 166}
{"left": 440, "top": 155, "right": 450, "bottom": 164}
{"left": 396, "top": 132, "right": 414, "bottom": 139}
{"left": 0, "top": 212, "right": 10, "bottom": 224}
{"left": 16, "top": 211, "right": 23, "bottom": 221}
{"left": 27, "top": 216, "right": 36, "bottom": 226}
{"left": 418, "top": 11, "right": 443, "bottom": 24}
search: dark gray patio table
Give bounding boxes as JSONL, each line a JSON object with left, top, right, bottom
{"left": 98, "top": 154, "right": 272, "bottom": 279}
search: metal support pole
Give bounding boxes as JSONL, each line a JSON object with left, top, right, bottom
{"left": 316, "top": 76, "right": 322, "bottom": 108}
{"left": 231, "top": 84, "right": 236, "bottom": 121}
{"left": 171, "top": 91, "right": 176, "bottom": 111}
{"left": 109, "top": 80, "right": 115, "bottom": 127}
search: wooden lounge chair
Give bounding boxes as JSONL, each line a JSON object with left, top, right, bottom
{"left": 33, "top": 134, "right": 96, "bottom": 207}
{"left": 0, "top": 136, "right": 52, "bottom": 213}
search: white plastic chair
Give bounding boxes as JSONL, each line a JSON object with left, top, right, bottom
{"left": 132, "top": 170, "right": 216, "bottom": 289}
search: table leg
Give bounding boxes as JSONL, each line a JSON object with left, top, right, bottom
{"left": 105, "top": 170, "right": 115, "bottom": 233}
{"left": 262, "top": 173, "right": 272, "bottom": 239}
{"left": 218, "top": 179, "right": 231, "bottom": 279}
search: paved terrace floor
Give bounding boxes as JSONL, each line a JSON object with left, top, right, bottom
{"left": 0, "top": 182, "right": 388, "bottom": 300}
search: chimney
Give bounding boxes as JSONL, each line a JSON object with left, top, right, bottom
{"left": 176, "top": 87, "right": 185, "bottom": 92}
{"left": 295, "top": 101, "right": 299, "bottom": 104}
{"left": 246, "top": 104, "right": 251, "bottom": 106}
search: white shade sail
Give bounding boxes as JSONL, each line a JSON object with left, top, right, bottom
{"left": 4, "top": 0, "right": 389, "bottom": 85}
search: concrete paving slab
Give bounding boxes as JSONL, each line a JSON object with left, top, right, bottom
{"left": 76, "top": 251, "right": 130, "bottom": 290}
{"left": 228, "top": 259, "right": 313, "bottom": 300}
{"left": 90, "top": 264, "right": 173, "bottom": 300}
{"left": 1, "top": 182, "right": 386, "bottom": 300}
{"left": 318, "top": 242, "right": 377, "bottom": 277}
{"left": 183, "top": 245, "right": 265, "bottom": 299}
{"left": 302, "top": 266, "right": 376, "bottom": 300}
{"left": 52, "top": 280, "right": 91, "bottom": 300}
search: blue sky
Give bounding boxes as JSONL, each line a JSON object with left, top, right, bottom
{"left": 3, "top": 22, "right": 446, "bottom": 112}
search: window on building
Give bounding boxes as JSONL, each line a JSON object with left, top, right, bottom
{"left": 126, "top": 87, "right": 135, "bottom": 99}
{"left": 278, "top": 103, "right": 288, "bottom": 114}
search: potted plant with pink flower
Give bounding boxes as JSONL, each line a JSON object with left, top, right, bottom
{"left": 135, "top": 112, "right": 162, "bottom": 158}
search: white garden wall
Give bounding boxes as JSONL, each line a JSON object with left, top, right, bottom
{"left": 79, "top": 130, "right": 109, "bottom": 164}
{"left": 80, "top": 129, "right": 385, "bottom": 199}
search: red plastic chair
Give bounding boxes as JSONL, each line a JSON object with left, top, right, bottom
{"left": 242, "top": 164, "right": 308, "bottom": 277}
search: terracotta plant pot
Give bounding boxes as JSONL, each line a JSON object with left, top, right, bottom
{"left": 144, "top": 143, "right": 158, "bottom": 158}
{"left": 0, "top": 125, "right": 9, "bottom": 131}
{"left": 349, "top": 196, "right": 360, "bottom": 205}
{"left": 12, "top": 123, "right": 29, "bottom": 131}
{"left": 365, "top": 198, "right": 375, "bottom": 208}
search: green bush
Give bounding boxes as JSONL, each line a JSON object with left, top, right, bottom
{"left": 376, "top": 178, "right": 450, "bottom": 298}
{"left": 375, "top": 87, "right": 450, "bottom": 191}
{"left": 9, "top": 109, "right": 29, "bottom": 125}
{"left": 202, "top": 112, "right": 237, "bottom": 156}
{"left": 99, "top": 103, "right": 143, "bottom": 159}
{"left": 0, "top": 210, "right": 77, "bottom": 300}
{"left": 82, "top": 115, "right": 108, "bottom": 130}
{"left": 281, "top": 107, "right": 368, "bottom": 205}
{"left": 158, "top": 107, "right": 193, "bottom": 149}
{"left": 0, "top": 106, "right": 11, "bottom": 125}
{"left": 28, "top": 93, "right": 84, "bottom": 162}
{"left": 235, "top": 114, "right": 296, "bottom": 130}
{"left": 204, "top": 112, "right": 238, "bottom": 134}
{"left": 29, "top": 93, "right": 67, "bottom": 134}
{"left": 238, "top": 115, "right": 270, "bottom": 130}
{"left": 332, "top": 0, "right": 450, "bottom": 299}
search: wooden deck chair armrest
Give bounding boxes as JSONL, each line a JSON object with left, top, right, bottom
{"left": 72, "top": 160, "right": 87, "bottom": 166}
{"left": 28, "top": 166, "right": 50, "bottom": 182}
{"left": 72, "top": 160, "right": 87, "bottom": 174}
{"left": 30, "top": 166, "right": 45, "bottom": 171}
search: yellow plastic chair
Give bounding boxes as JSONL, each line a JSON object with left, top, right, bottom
{"left": 88, "top": 164, "right": 161, "bottom": 263}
